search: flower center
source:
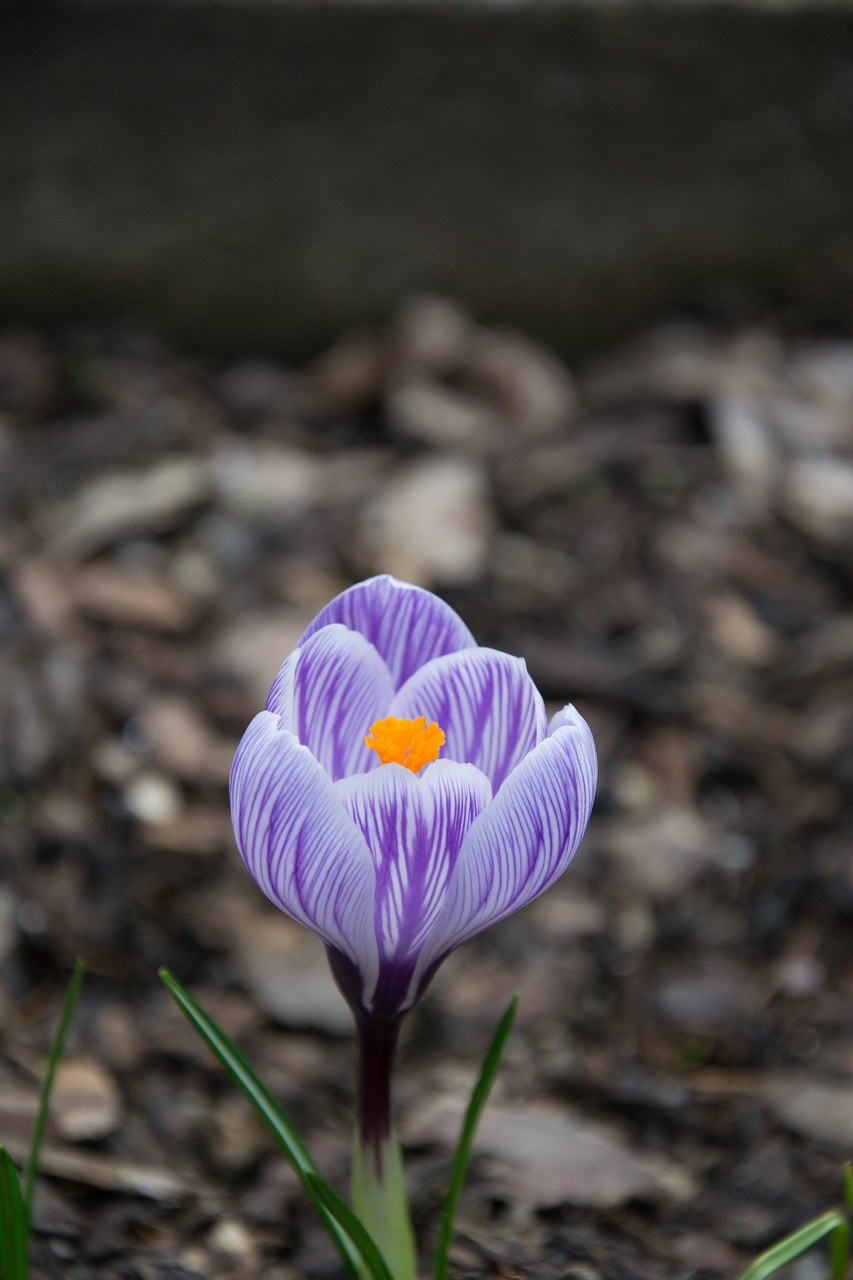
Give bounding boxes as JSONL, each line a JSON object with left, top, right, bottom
{"left": 364, "top": 716, "right": 445, "bottom": 773}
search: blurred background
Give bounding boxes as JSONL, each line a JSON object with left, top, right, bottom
{"left": 2, "top": 2, "right": 853, "bottom": 1278}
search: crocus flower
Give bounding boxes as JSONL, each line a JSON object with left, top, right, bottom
{"left": 229, "top": 575, "right": 596, "bottom": 1278}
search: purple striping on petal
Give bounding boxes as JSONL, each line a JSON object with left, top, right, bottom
{"left": 265, "top": 652, "right": 296, "bottom": 725}
{"left": 335, "top": 760, "right": 491, "bottom": 970}
{"left": 412, "top": 705, "right": 597, "bottom": 985}
{"left": 232, "top": 574, "right": 598, "bottom": 1024}
{"left": 229, "top": 711, "right": 380, "bottom": 999}
{"left": 267, "top": 625, "right": 394, "bottom": 781}
{"left": 390, "top": 647, "right": 548, "bottom": 793}
{"left": 298, "top": 575, "right": 477, "bottom": 689}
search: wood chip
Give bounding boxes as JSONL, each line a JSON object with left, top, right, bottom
{"left": 137, "top": 695, "right": 232, "bottom": 784}
{"left": 598, "top": 805, "right": 717, "bottom": 899}
{"left": 470, "top": 328, "right": 578, "bottom": 437}
{"left": 357, "top": 456, "right": 494, "bottom": 587}
{"left": 43, "top": 458, "right": 209, "bottom": 559}
{"left": 52, "top": 1060, "right": 124, "bottom": 1142}
{"left": 140, "top": 805, "right": 233, "bottom": 856}
{"left": 705, "top": 592, "right": 779, "bottom": 666}
{"left": 1, "top": 1138, "right": 211, "bottom": 1202}
{"left": 230, "top": 903, "right": 352, "bottom": 1035}
{"left": 406, "top": 1099, "right": 689, "bottom": 1209}
{"left": 210, "top": 442, "right": 327, "bottom": 516}
{"left": 71, "top": 563, "right": 200, "bottom": 633}
{"left": 784, "top": 456, "right": 853, "bottom": 542}
{"left": 386, "top": 379, "right": 497, "bottom": 451}
{"left": 765, "top": 1077, "right": 853, "bottom": 1150}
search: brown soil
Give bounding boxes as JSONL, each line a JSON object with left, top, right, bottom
{"left": 1, "top": 303, "right": 851, "bottom": 1279}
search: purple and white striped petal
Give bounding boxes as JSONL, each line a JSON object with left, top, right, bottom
{"left": 298, "top": 575, "right": 477, "bottom": 690}
{"left": 414, "top": 705, "right": 597, "bottom": 979}
{"left": 230, "top": 711, "right": 380, "bottom": 995}
{"left": 266, "top": 625, "right": 395, "bottom": 781}
{"left": 390, "top": 648, "right": 548, "bottom": 793}
{"left": 335, "top": 760, "right": 491, "bottom": 969}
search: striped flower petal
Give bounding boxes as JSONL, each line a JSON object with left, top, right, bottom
{"left": 267, "top": 625, "right": 395, "bottom": 780}
{"left": 335, "top": 760, "right": 491, "bottom": 1013}
{"left": 230, "top": 711, "right": 380, "bottom": 996}
{"left": 298, "top": 575, "right": 477, "bottom": 690}
{"left": 389, "top": 648, "right": 548, "bottom": 793}
{"left": 414, "top": 705, "right": 597, "bottom": 981}
{"left": 231, "top": 576, "right": 598, "bottom": 1025}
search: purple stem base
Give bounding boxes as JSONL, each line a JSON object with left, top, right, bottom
{"left": 356, "top": 1015, "right": 400, "bottom": 1177}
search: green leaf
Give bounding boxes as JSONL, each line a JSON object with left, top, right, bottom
{"left": 829, "top": 1218, "right": 849, "bottom": 1280}
{"left": 158, "top": 968, "right": 361, "bottom": 1279}
{"left": 306, "top": 1173, "right": 396, "bottom": 1280}
{"left": 23, "top": 957, "right": 85, "bottom": 1230}
{"left": 736, "top": 1209, "right": 848, "bottom": 1280}
{"left": 433, "top": 994, "right": 518, "bottom": 1280}
{"left": 0, "top": 1146, "right": 28, "bottom": 1280}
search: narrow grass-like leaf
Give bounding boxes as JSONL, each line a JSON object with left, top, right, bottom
{"left": 159, "top": 968, "right": 361, "bottom": 1278}
{"left": 23, "top": 957, "right": 85, "bottom": 1229}
{"left": 306, "top": 1172, "right": 395, "bottom": 1280}
{"left": 433, "top": 994, "right": 518, "bottom": 1280}
{"left": 829, "top": 1217, "right": 849, "bottom": 1280}
{"left": 736, "top": 1209, "right": 848, "bottom": 1280}
{"left": 0, "top": 1146, "right": 28, "bottom": 1280}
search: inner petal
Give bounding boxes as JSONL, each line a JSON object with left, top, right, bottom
{"left": 297, "top": 575, "right": 477, "bottom": 689}
{"left": 335, "top": 760, "right": 491, "bottom": 965}
{"left": 390, "top": 647, "right": 548, "bottom": 792}
{"left": 268, "top": 624, "right": 395, "bottom": 781}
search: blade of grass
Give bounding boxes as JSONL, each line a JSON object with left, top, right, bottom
{"left": 829, "top": 1218, "right": 849, "bottom": 1280}
{"left": 0, "top": 1146, "right": 28, "bottom": 1280}
{"left": 433, "top": 994, "right": 518, "bottom": 1280}
{"left": 23, "top": 957, "right": 85, "bottom": 1229}
{"left": 306, "top": 1173, "right": 395, "bottom": 1280}
{"left": 159, "top": 968, "right": 361, "bottom": 1279}
{"left": 736, "top": 1209, "right": 848, "bottom": 1280}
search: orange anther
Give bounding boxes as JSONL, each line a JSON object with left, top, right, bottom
{"left": 364, "top": 716, "right": 445, "bottom": 773}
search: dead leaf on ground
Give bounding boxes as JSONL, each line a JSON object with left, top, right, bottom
{"left": 52, "top": 1059, "right": 124, "bottom": 1142}
{"left": 598, "top": 804, "right": 717, "bottom": 900}
{"left": 42, "top": 458, "right": 209, "bottom": 560}
{"left": 71, "top": 564, "right": 201, "bottom": 633}
{"left": 764, "top": 1076, "right": 853, "bottom": 1150}
{"left": 406, "top": 1099, "right": 690, "bottom": 1208}
{"left": 230, "top": 903, "right": 352, "bottom": 1035}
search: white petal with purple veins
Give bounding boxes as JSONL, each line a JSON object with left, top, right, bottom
{"left": 267, "top": 625, "right": 394, "bottom": 780}
{"left": 298, "top": 575, "right": 477, "bottom": 689}
{"left": 390, "top": 648, "right": 548, "bottom": 792}
{"left": 233, "top": 571, "right": 598, "bottom": 1022}
{"left": 230, "top": 711, "right": 379, "bottom": 997}
{"left": 415, "top": 705, "right": 597, "bottom": 978}
{"left": 335, "top": 760, "right": 490, "bottom": 965}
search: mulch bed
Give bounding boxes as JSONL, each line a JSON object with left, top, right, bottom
{"left": 1, "top": 299, "right": 851, "bottom": 1279}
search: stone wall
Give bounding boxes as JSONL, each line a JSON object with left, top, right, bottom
{"left": 2, "top": 0, "right": 853, "bottom": 352}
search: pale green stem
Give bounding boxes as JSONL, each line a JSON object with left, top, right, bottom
{"left": 352, "top": 1017, "right": 418, "bottom": 1280}
{"left": 352, "top": 1126, "right": 417, "bottom": 1280}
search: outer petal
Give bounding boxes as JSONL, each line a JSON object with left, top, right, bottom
{"left": 266, "top": 625, "right": 394, "bottom": 780}
{"left": 335, "top": 760, "right": 491, "bottom": 993}
{"left": 390, "top": 648, "right": 548, "bottom": 793}
{"left": 230, "top": 710, "right": 380, "bottom": 997}
{"left": 415, "top": 704, "right": 597, "bottom": 978}
{"left": 298, "top": 575, "right": 477, "bottom": 689}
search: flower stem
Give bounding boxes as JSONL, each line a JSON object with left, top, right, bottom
{"left": 352, "top": 1017, "right": 417, "bottom": 1280}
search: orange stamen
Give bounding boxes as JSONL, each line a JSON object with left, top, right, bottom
{"left": 365, "top": 716, "right": 445, "bottom": 773}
